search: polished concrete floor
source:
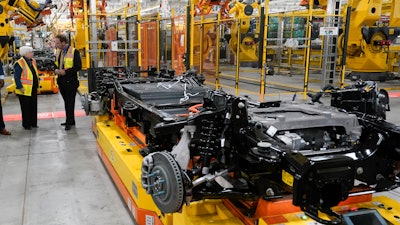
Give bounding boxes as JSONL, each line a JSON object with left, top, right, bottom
{"left": 1, "top": 74, "right": 400, "bottom": 225}
{"left": 0, "top": 90, "right": 134, "bottom": 225}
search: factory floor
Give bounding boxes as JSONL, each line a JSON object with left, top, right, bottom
{"left": 0, "top": 88, "right": 134, "bottom": 225}
{"left": 1, "top": 73, "right": 400, "bottom": 225}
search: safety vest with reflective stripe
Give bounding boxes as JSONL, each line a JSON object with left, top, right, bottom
{"left": 55, "top": 46, "right": 75, "bottom": 69}
{"left": 15, "top": 58, "right": 38, "bottom": 96}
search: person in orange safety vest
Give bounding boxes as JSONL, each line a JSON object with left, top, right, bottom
{"left": 54, "top": 34, "right": 82, "bottom": 131}
{"left": 14, "top": 46, "right": 40, "bottom": 130}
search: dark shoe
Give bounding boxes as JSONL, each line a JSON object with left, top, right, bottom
{"left": 0, "top": 129, "right": 11, "bottom": 135}
{"left": 24, "top": 126, "right": 32, "bottom": 130}
{"left": 61, "top": 122, "right": 75, "bottom": 126}
{"left": 65, "top": 125, "right": 71, "bottom": 131}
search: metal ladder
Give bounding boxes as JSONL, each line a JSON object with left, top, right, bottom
{"left": 321, "top": 0, "right": 342, "bottom": 87}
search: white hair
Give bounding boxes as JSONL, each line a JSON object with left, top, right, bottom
{"left": 19, "top": 46, "right": 34, "bottom": 57}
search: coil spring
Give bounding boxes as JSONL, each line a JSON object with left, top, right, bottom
{"left": 199, "top": 119, "right": 221, "bottom": 161}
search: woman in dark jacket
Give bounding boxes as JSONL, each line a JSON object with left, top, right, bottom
{"left": 14, "top": 46, "right": 40, "bottom": 130}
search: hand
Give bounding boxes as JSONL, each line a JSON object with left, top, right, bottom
{"left": 55, "top": 69, "right": 65, "bottom": 76}
{"left": 19, "top": 87, "right": 25, "bottom": 93}
{"left": 0, "top": 79, "right": 4, "bottom": 88}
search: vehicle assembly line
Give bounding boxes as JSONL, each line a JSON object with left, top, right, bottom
{"left": 1, "top": 0, "right": 400, "bottom": 224}
{"left": 82, "top": 67, "right": 400, "bottom": 225}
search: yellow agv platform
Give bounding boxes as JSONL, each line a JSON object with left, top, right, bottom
{"left": 94, "top": 115, "right": 400, "bottom": 225}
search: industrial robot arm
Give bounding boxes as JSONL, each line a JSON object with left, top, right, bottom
{"left": 301, "top": 0, "right": 400, "bottom": 80}
{"left": 0, "top": 0, "right": 54, "bottom": 59}
{"left": 11, "top": 0, "right": 53, "bottom": 23}
{"left": 340, "top": 0, "right": 400, "bottom": 80}
{"left": 227, "top": 0, "right": 261, "bottom": 62}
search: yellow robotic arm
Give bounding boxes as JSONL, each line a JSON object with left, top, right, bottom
{"left": 0, "top": 1, "right": 14, "bottom": 59}
{"left": 302, "top": 0, "right": 400, "bottom": 80}
{"left": 0, "top": 0, "right": 53, "bottom": 59}
{"left": 10, "top": 0, "right": 51, "bottom": 23}
{"left": 341, "top": 0, "right": 400, "bottom": 80}
{"left": 228, "top": 0, "right": 261, "bottom": 62}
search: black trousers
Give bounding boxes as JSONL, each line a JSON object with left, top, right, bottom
{"left": 0, "top": 90, "right": 5, "bottom": 130}
{"left": 18, "top": 92, "right": 38, "bottom": 128}
{"left": 60, "top": 86, "right": 77, "bottom": 125}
